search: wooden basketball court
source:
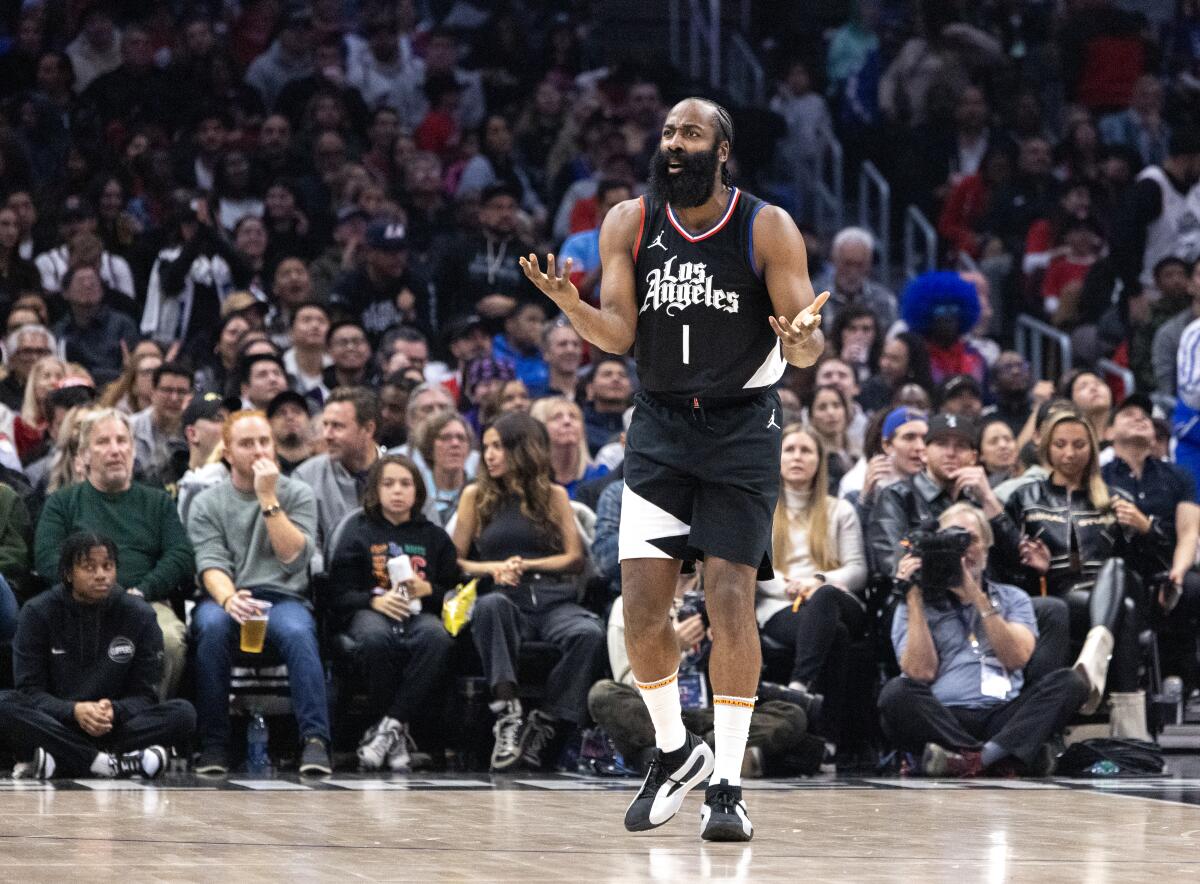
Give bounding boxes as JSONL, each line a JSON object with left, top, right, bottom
{"left": 2, "top": 771, "right": 1200, "bottom": 881}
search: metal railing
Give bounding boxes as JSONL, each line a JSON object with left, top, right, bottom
{"left": 1097, "top": 358, "right": 1135, "bottom": 396}
{"left": 1015, "top": 314, "right": 1072, "bottom": 381}
{"left": 812, "top": 126, "right": 844, "bottom": 240}
{"left": 904, "top": 205, "right": 937, "bottom": 279}
{"left": 858, "top": 161, "right": 890, "bottom": 277}
{"left": 727, "top": 31, "right": 765, "bottom": 105}
{"left": 668, "top": 0, "right": 721, "bottom": 90}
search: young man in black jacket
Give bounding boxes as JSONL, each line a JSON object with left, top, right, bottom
{"left": 0, "top": 532, "right": 196, "bottom": 778}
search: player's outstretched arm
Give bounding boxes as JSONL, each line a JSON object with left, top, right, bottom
{"left": 520, "top": 198, "right": 639, "bottom": 354}
{"left": 756, "top": 205, "right": 827, "bottom": 368}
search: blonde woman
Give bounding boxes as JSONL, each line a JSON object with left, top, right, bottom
{"left": 529, "top": 396, "right": 608, "bottom": 500}
{"left": 15, "top": 356, "right": 65, "bottom": 462}
{"left": 757, "top": 424, "right": 866, "bottom": 746}
{"left": 993, "top": 410, "right": 1163, "bottom": 738}
{"left": 46, "top": 405, "right": 102, "bottom": 494}
{"left": 99, "top": 342, "right": 164, "bottom": 413}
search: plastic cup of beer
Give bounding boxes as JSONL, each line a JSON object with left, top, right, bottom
{"left": 240, "top": 601, "right": 272, "bottom": 653}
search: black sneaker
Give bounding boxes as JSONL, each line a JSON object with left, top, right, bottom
{"left": 700, "top": 779, "right": 753, "bottom": 842}
{"left": 111, "top": 746, "right": 167, "bottom": 779}
{"left": 520, "top": 710, "right": 557, "bottom": 770}
{"left": 194, "top": 749, "right": 230, "bottom": 775}
{"left": 299, "top": 737, "right": 332, "bottom": 775}
{"left": 624, "top": 731, "right": 714, "bottom": 832}
{"left": 32, "top": 747, "right": 56, "bottom": 779}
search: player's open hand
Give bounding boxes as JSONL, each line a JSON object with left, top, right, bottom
{"left": 769, "top": 291, "right": 829, "bottom": 350}
{"left": 520, "top": 253, "right": 580, "bottom": 311}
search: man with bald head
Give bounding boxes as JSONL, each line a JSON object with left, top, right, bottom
{"left": 521, "top": 95, "right": 828, "bottom": 841}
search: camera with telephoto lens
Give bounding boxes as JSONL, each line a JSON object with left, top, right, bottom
{"left": 901, "top": 524, "right": 973, "bottom": 604}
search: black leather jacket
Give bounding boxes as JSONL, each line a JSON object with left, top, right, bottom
{"left": 991, "top": 478, "right": 1172, "bottom": 595}
{"left": 867, "top": 472, "right": 958, "bottom": 578}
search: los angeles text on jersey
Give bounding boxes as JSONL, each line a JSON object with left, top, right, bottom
{"left": 640, "top": 254, "right": 740, "bottom": 316}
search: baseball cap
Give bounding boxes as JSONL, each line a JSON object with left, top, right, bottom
{"left": 266, "top": 389, "right": 313, "bottom": 419}
{"left": 442, "top": 314, "right": 486, "bottom": 346}
{"left": 936, "top": 374, "right": 983, "bottom": 406}
{"left": 182, "top": 391, "right": 227, "bottom": 428}
{"left": 1111, "top": 392, "right": 1155, "bottom": 421}
{"left": 221, "top": 290, "right": 269, "bottom": 320}
{"left": 925, "top": 413, "right": 978, "bottom": 446}
{"left": 336, "top": 204, "right": 370, "bottom": 225}
{"left": 465, "top": 356, "right": 515, "bottom": 393}
{"left": 882, "top": 407, "right": 927, "bottom": 441}
{"left": 366, "top": 219, "right": 408, "bottom": 251}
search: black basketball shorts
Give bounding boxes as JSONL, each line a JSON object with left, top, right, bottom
{"left": 619, "top": 389, "right": 782, "bottom": 577}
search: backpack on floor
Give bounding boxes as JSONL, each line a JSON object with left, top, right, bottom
{"left": 1055, "top": 738, "right": 1165, "bottom": 777}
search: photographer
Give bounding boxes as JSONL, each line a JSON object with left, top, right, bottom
{"left": 879, "top": 505, "right": 1088, "bottom": 777}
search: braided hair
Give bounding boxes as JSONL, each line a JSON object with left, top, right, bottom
{"left": 694, "top": 97, "right": 735, "bottom": 187}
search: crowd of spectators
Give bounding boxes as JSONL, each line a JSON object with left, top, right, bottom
{"left": 0, "top": 0, "right": 1198, "bottom": 780}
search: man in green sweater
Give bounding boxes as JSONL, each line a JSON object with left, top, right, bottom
{"left": 35, "top": 409, "right": 194, "bottom": 699}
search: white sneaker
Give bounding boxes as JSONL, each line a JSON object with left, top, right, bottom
{"left": 357, "top": 717, "right": 401, "bottom": 771}
{"left": 386, "top": 722, "right": 417, "bottom": 772}
{"left": 32, "top": 748, "right": 56, "bottom": 779}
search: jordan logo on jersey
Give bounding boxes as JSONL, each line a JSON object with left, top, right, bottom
{"left": 641, "top": 255, "right": 740, "bottom": 317}
{"left": 648, "top": 231, "right": 667, "bottom": 251}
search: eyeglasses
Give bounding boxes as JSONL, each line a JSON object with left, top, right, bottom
{"left": 157, "top": 386, "right": 192, "bottom": 398}
{"left": 331, "top": 337, "right": 368, "bottom": 349}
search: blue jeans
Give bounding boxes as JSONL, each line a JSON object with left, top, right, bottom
{"left": 0, "top": 574, "right": 16, "bottom": 643}
{"left": 192, "top": 597, "right": 330, "bottom": 753}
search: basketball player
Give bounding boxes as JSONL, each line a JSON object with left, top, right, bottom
{"left": 521, "top": 98, "right": 826, "bottom": 842}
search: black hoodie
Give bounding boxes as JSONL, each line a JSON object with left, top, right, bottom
{"left": 13, "top": 584, "right": 163, "bottom": 727}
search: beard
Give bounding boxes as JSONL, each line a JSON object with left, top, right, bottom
{"left": 648, "top": 143, "right": 721, "bottom": 208}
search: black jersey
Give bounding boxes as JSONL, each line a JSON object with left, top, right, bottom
{"left": 632, "top": 187, "right": 784, "bottom": 398}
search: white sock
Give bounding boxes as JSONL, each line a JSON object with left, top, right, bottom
{"left": 712, "top": 695, "right": 756, "bottom": 786}
{"left": 90, "top": 752, "right": 115, "bottom": 777}
{"left": 636, "top": 669, "right": 687, "bottom": 753}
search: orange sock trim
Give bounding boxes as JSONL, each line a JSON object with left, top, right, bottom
{"left": 713, "top": 695, "right": 757, "bottom": 709}
{"left": 635, "top": 671, "right": 679, "bottom": 691}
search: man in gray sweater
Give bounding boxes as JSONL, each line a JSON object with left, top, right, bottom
{"left": 186, "top": 410, "right": 331, "bottom": 775}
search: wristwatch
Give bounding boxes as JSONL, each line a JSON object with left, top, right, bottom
{"left": 261, "top": 504, "right": 282, "bottom": 518}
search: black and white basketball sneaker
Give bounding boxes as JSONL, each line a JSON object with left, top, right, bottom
{"left": 624, "top": 731, "right": 714, "bottom": 832}
{"left": 699, "top": 779, "right": 753, "bottom": 842}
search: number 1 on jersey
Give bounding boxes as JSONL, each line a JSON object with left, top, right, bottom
{"left": 682, "top": 324, "right": 690, "bottom": 364}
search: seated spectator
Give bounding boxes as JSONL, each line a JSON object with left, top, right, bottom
{"left": 0, "top": 479, "right": 30, "bottom": 605}
{"left": 194, "top": 314, "right": 251, "bottom": 397}
{"left": 542, "top": 319, "right": 584, "bottom": 400}
{"left": 53, "top": 265, "right": 137, "bottom": 387}
{"left": 581, "top": 355, "right": 632, "bottom": 456}
{"left": 34, "top": 200, "right": 135, "bottom": 301}
{"left": 828, "top": 305, "right": 882, "bottom": 389}
{"left": 1040, "top": 217, "right": 1104, "bottom": 321}
{"left": 130, "top": 362, "right": 191, "bottom": 487}
{"left": 804, "top": 384, "right": 860, "bottom": 493}
{"left": 431, "top": 315, "right": 493, "bottom": 403}
{"left": 977, "top": 416, "right": 1020, "bottom": 486}
{"left": 323, "top": 320, "right": 379, "bottom": 391}
{"left": 14, "top": 356, "right": 65, "bottom": 464}
{"left": 813, "top": 357, "right": 868, "bottom": 451}
{"left": 590, "top": 561, "right": 814, "bottom": 776}
{"left": 558, "top": 180, "right": 632, "bottom": 304}
{"left": 187, "top": 410, "right": 331, "bottom": 775}
{"left": 0, "top": 324, "right": 56, "bottom": 411}
{"left": 1151, "top": 258, "right": 1200, "bottom": 396}
{"left": 858, "top": 332, "right": 934, "bottom": 415}
{"left": 238, "top": 352, "right": 290, "bottom": 411}
{"left": 98, "top": 341, "right": 165, "bottom": 415}
{"left": 937, "top": 145, "right": 1013, "bottom": 260}
{"left": 329, "top": 220, "right": 434, "bottom": 343}
{"left": 327, "top": 456, "right": 458, "bottom": 771}
{"left": 176, "top": 393, "right": 230, "bottom": 528}
{"left": 879, "top": 505, "right": 1088, "bottom": 777}
{"left": 35, "top": 409, "right": 194, "bottom": 699}
{"left": 493, "top": 301, "right": 551, "bottom": 399}
{"left": 981, "top": 352, "right": 1038, "bottom": 436}
{"left": 0, "top": 532, "right": 196, "bottom": 779}
{"left": 392, "top": 382, "right": 456, "bottom": 456}
{"left": 461, "top": 356, "right": 517, "bottom": 433}
{"left": 282, "top": 302, "right": 332, "bottom": 400}
{"left": 25, "top": 385, "right": 98, "bottom": 503}
{"left": 268, "top": 390, "right": 316, "bottom": 475}
{"left": 1098, "top": 74, "right": 1170, "bottom": 168}
{"left": 452, "top": 412, "right": 602, "bottom": 771}
{"left": 294, "top": 388, "right": 384, "bottom": 563}
{"left": 935, "top": 375, "right": 983, "bottom": 419}
{"left": 531, "top": 397, "right": 609, "bottom": 500}
{"left": 813, "top": 227, "right": 898, "bottom": 331}
{"left": 992, "top": 410, "right": 1165, "bottom": 738}
{"left": 498, "top": 380, "right": 532, "bottom": 416}
{"left": 415, "top": 412, "right": 475, "bottom": 528}
{"left": 1058, "top": 369, "right": 1112, "bottom": 449}
{"left": 759, "top": 425, "right": 866, "bottom": 751}
{"left": 900, "top": 271, "right": 986, "bottom": 387}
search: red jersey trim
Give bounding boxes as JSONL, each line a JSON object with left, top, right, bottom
{"left": 666, "top": 188, "right": 740, "bottom": 242}
{"left": 632, "top": 196, "right": 646, "bottom": 261}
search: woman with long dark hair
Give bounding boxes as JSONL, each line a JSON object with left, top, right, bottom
{"left": 758, "top": 425, "right": 866, "bottom": 754}
{"left": 993, "top": 411, "right": 1169, "bottom": 739}
{"left": 858, "top": 331, "right": 933, "bottom": 413}
{"left": 452, "top": 412, "right": 603, "bottom": 772}
{"left": 327, "top": 455, "right": 458, "bottom": 772}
